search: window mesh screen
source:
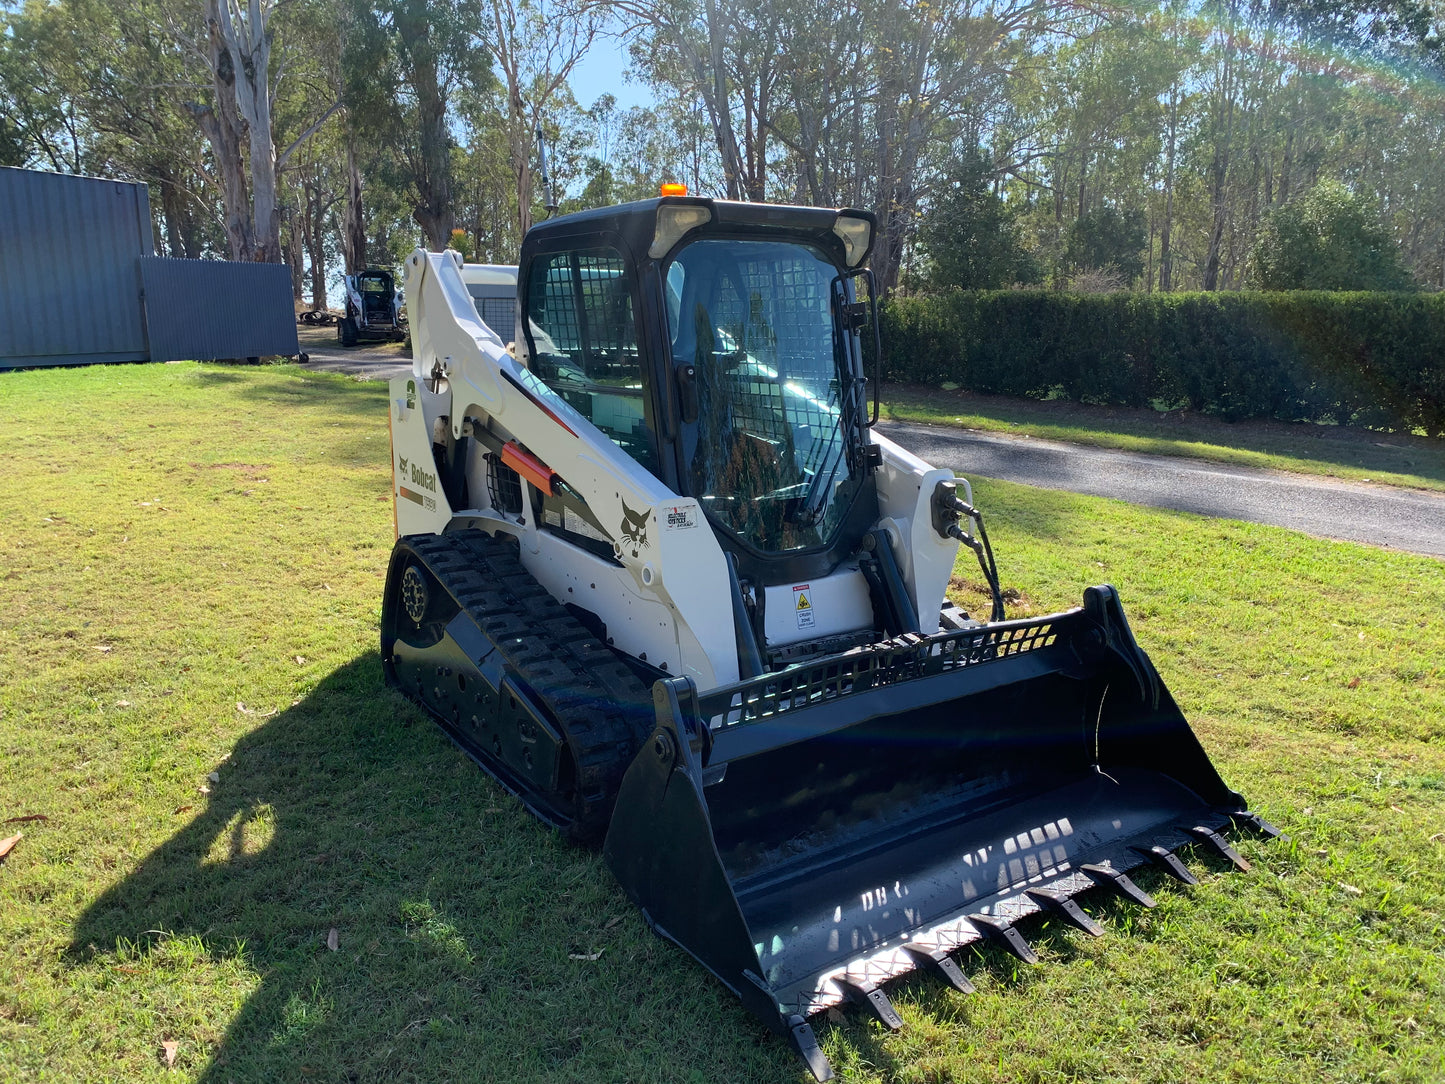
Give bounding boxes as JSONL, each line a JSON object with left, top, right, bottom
{"left": 524, "top": 248, "right": 655, "bottom": 474}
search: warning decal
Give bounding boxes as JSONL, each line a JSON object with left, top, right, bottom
{"left": 793, "top": 584, "right": 815, "bottom": 629}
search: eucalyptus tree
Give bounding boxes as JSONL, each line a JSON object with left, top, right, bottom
{"left": 482, "top": 0, "right": 608, "bottom": 236}
{"left": 343, "top": 0, "right": 490, "bottom": 250}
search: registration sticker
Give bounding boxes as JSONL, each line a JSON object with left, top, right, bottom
{"left": 663, "top": 505, "right": 699, "bottom": 531}
{"left": 793, "top": 584, "right": 815, "bottom": 629}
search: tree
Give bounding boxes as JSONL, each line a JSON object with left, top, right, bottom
{"left": 182, "top": 0, "right": 342, "bottom": 263}
{"left": 1065, "top": 206, "right": 1147, "bottom": 284}
{"left": 342, "top": 0, "right": 488, "bottom": 251}
{"left": 484, "top": 0, "right": 601, "bottom": 237}
{"left": 1249, "top": 182, "right": 1415, "bottom": 290}
{"left": 918, "top": 149, "right": 1038, "bottom": 289}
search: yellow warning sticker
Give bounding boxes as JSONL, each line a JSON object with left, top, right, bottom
{"left": 793, "top": 584, "right": 815, "bottom": 629}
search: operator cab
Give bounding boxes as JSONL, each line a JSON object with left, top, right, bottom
{"left": 516, "top": 195, "right": 882, "bottom": 586}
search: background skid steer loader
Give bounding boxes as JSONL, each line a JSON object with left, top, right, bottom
{"left": 338, "top": 267, "right": 406, "bottom": 346}
{"left": 381, "top": 194, "right": 1278, "bottom": 1079}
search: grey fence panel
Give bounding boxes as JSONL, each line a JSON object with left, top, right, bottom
{"left": 140, "top": 257, "right": 299, "bottom": 362}
{"left": 0, "top": 167, "right": 152, "bottom": 369}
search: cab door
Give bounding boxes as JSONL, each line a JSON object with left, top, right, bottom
{"left": 519, "top": 239, "right": 666, "bottom": 483}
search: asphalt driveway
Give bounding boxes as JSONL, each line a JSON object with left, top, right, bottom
{"left": 296, "top": 336, "right": 1445, "bottom": 558}
{"left": 880, "top": 420, "right": 1445, "bottom": 558}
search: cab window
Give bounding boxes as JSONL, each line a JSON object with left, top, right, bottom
{"left": 525, "top": 247, "right": 657, "bottom": 474}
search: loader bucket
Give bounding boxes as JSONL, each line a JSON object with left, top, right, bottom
{"left": 603, "top": 586, "right": 1275, "bottom": 1080}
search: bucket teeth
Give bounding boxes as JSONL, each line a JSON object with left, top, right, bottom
{"left": 1187, "top": 825, "right": 1251, "bottom": 871}
{"left": 835, "top": 977, "right": 905, "bottom": 1030}
{"left": 1026, "top": 887, "right": 1105, "bottom": 937}
{"left": 1081, "top": 862, "right": 1158, "bottom": 908}
{"left": 1229, "top": 809, "right": 1285, "bottom": 840}
{"left": 902, "top": 942, "right": 976, "bottom": 993}
{"left": 1134, "top": 844, "right": 1198, "bottom": 885}
{"left": 787, "top": 1014, "right": 834, "bottom": 1082}
{"left": 967, "top": 914, "right": 1039, "bottom": 964}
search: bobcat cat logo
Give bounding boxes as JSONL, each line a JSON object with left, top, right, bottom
{"left": 618, "top": 500, "right": 650, "bottom": 557}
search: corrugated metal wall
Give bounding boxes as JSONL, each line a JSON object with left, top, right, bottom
{"left": 0, "top": 167, "right": 153, "bottom": 368}
{"left": 140, "top": 257, "right": 299, "bottom": 362}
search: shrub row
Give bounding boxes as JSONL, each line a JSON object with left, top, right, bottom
{"left": 878, "top": 290, "right": 1445, "bottom": 435}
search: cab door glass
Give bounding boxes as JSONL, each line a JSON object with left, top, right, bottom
{"left": 525, "top": 247, "right": 657, "bottom": 474}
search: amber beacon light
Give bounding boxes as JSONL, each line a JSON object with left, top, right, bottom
{"left": 659, "top": 182, "right": 688, "bottom": 197}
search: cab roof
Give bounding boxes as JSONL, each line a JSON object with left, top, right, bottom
{"left": 522, "top": 197, "right": 875, "bottom": 268}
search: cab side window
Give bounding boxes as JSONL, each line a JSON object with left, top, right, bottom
{"left": 525, "top": 247, "right": 657, "bottom": 475}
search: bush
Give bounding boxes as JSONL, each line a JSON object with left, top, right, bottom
{"left": 1249, "top": 184, "right": 1415, "bottom": 292}
{"left": 880, "top": 290, "right": 1445, "bottom": 436}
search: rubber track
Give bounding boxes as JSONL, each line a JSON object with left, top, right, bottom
{"left": 398, "top": 530, "right": 653, "bottom": 843}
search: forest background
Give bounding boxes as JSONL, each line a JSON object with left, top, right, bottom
{"left": 2, "top": 0, "right": 1443, "bottom": 306}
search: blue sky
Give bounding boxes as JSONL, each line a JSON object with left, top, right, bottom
{"left": 567, "top": 36, "right": 655, "bottom": 113}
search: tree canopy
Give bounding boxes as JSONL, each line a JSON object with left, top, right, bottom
{"left": 2, "top": 0, "right": 1442, "bottom": 298}
{"left": 1250, "top": 183, "right": 1417, "bottom": 291}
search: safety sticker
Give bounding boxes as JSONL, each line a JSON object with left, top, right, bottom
{"left": 793, "top": 584, "right": 815, "bottom": 629}
{"left": 564, "top": 508, "right": 610, "bottom": 544}
{"left": 663, "top": 505, "right": 699, "bottom": 531}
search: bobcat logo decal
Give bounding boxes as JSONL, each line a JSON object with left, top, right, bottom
{"left": 618, "top": 500, "right": 650, "bottom": 557}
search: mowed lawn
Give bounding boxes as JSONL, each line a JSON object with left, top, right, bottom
{"left": 1, "top": 362, "right": 1442, "bottom": 1084}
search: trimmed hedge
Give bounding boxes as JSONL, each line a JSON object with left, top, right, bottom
{"left": 879, "top": 291, "right": 1445, "bottom": 436}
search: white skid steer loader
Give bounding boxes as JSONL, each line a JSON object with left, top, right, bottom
{"left": 381, "top": 194, "right": 1277, "bottom": 1079}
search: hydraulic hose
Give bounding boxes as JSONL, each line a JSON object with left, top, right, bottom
{"left": 946, "top": 495, "right": 1006, "bottom": 623}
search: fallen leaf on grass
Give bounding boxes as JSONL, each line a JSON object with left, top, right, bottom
{"left": 603, "top": 915, "right": 623, "bottom": 930}
{"left": 115, "top": 700, "right": 131, "bottom": 708}
{"left": 1338, "top": 882, "right": 1363, "bottom": 895}
{"left": 326, "top": 928, "right": 339, "bottom": 952}
{"left": 94, "top": 645, "right": 112, "bottom": 654}
{"left": 161, "top": 1040, "right": 178, "bottom": 1068}
{"left": 293, "top": 655, "right": 307, "bottom": 665}
{"left": 568, "top": 950, "right": 603, "bottom": 961}
{"left": 197, "top": 785, "right": 210, "bottom": 795}
{"left": 236, "top": 702, "right": 254, "bottom": 715}
{"left": 173, "top": 805, "right": 192, "bottom": 815}
{"left": 1430, "top": 833, "right": 1444, "bottom": 842}
{"left": 1391, "top": 804, "right": 1405, "bottom": 814}
{"left": 0, "top": 833, "right": 20, "bottom": 861}
{"left": 207, "top": 771, "right": 220, "bottom": 784}
{"left": 4, "top": 814, "right": 47, "bottom": 824}
{"left": 1347, "top": 677, "right": 1361, "bottom": 689}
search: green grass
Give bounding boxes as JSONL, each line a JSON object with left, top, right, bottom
{"left": 2, "top": 361, "right": 1442, "bottom": 1083}
{"left": 882, "top": 383, "right": 1445, "bottom": 493}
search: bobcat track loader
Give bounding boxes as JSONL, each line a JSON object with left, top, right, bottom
{"left": 381, "top": 195, "right": 1277, "bottom": 1079}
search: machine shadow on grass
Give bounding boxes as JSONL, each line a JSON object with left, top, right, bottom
{"left": 64, "top": 651, "right": 1227, "bottom": 1081}
{"left": 64, "top": 656, "right": 789, "bottom": 1082}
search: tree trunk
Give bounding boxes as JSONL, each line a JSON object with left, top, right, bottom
{"left": 211, "top": 0, "right": 283, "bottom": 262}
{"left": 343, "top": 137, "right": 367, "bottom": 273}
{"left": 284, "top": 220, "right": 305, "bottom": 302}
{"left": 307, "top": 182, "right": 327, "bottom": 309}
{"left": 396, "top": 6, "right": 454, "bottom": 250}
{"left": 157, "top": 172, "right": 188, "bottom": 259}
{"left": 1159, "top": 85, "right": 1177, "bottom": 292}
{"left": 187, "top": 10, "right": 252, "bottom": 261}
